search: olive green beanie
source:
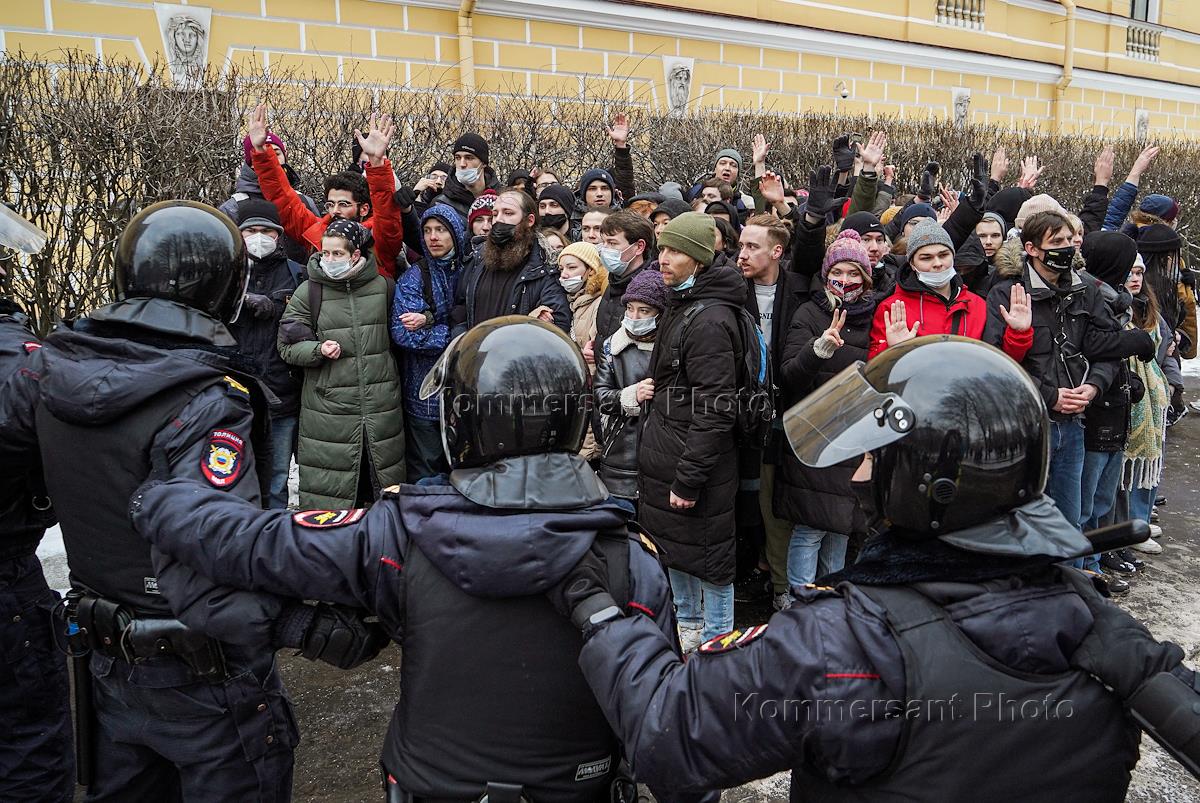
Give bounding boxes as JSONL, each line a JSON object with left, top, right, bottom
{"left": 657, "top": 212, "right": 716, "bottom": 267}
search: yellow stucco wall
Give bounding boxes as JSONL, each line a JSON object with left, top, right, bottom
{"left": 4, "top": 0, "right": 1200, "bottom": 138}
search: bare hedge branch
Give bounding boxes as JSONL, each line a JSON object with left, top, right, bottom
{"left": 2, "top": 50, "right": 1197, "bottom": 334}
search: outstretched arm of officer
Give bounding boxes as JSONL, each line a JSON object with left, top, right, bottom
{"left": 1069, "top": 578, "right": 1200, "bottom": 778}
{"left": 131, "top": 479, "right": 405, "bottom": 639}
{"left": 550, "top": 548, "right": 889, "bottom": 796}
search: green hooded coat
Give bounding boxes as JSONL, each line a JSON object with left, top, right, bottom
{"left": 278, "top": 252, "right": 405, "bottom": 508}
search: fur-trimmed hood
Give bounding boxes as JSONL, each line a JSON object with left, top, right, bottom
{"left": 994, "top": 237, "right": 1086, "bottom": 280}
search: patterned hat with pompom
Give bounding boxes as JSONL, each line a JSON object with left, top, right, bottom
{"left": 821, "top": 229, "right": 872, "bottom": 280}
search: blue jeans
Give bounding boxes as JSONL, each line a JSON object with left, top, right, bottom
{"left": 1079, "top": 450, "right": 1124, "bottom": 571}
{"left": 267, "top": 415, "right": 298, "bottom": 510}
{"left": 787, "top": 525, "right": 849, "bottom": 588}
{"left": 1129, "top": 484, "right": 1158, "bottom": 525}
{"left": 668, "top": 569, "right": 733, "bottom": 642}
{"left": 1046, "top": 420, "right": 1085, "bottom": 531}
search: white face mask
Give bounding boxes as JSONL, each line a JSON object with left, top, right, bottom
{"left": 244, "top": 232, "right": 277, "bottom": 260}
{"left": 916, "top": 265, "right": 956, "bottom": 289}
{"left": 624, "top": 314, "right": 657, "bottom": 336}
{"left": 321, "top": 256, "right": 354, "bottom": 280}
{"left": 559, "top": 275, "right": 585, "bottom": 294}
{"left": 456, "top": 166, "right": 482, "bottom": 185}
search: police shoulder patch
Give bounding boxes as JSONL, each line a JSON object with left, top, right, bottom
{"left": 791, "top": 584, "right": 842, "bottom": 604}
{"left": 22, "top": 341, "right": 40, "bottom": 353}
{"left": 222, "top": 375, "right": 250, "bottom": 395}
{"left": 293, "top": 509, "right": 367, "bottom": 528}
{"left": 698, "top": 624, "right": 768, "bottom": 655}
{"left": 201, "top": 429, "right": 245, "bottom": 488}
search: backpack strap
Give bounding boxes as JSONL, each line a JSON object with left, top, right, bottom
{"left": 308, "top": 280, "right": 323, "bottom": 334}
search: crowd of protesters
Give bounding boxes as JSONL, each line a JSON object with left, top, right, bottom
{"left": 228, "top": 104, "right": 1190, "bottom": 646}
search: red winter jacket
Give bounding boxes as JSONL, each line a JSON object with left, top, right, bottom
{"left": 250, "top": 149, "right": 403, "bottom": 279}
{"left": 868, "top": 269, "right": 1032, "bottom": 361}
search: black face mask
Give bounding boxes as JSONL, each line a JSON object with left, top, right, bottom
{"left": 542, "top": 213, "right": 568, "bottom": 230}
{"left": 488, "top": 222, "right": 517, "bottom": 247}
{"left": 1041, "top": 245, "right": 1076, "bottom": 273}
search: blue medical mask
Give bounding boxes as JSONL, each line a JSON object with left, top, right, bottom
{"left": 916, "top": 265, "right": 956, "bottom": 289}
{"left": 598, "top": 245, "right": 630, "bottom": 276}
{"left": 623, "top": 314, "right": 657, "bottom": 336}
{"left": 673, "top": 272, "right": 697, "bottom": 292}
{"left": 456, "top": 166, "right": 481, "bottom": 185}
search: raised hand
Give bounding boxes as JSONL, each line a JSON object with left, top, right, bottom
{"left": 354, "top": 112, "right": 394, "bottom": 167}
{"left": 883, "top": 299, "right": 919, "bottom": 347}
{"left": 759, "top": 171, "right": 786, "bottom": 206}
{"left": 1129, "top": 144, "right": 1160, "bottom": 184}
{"left": 918, "top": 169, "right": 936, "bottom": 201}
{"left": 247, "top": 104, "right": 269, "bottom": 152}
{"left": 608, "top": 112, "right": 629, "bottom": 149}
{"left": 882, "top": 163, "right": 896, "bottom": 185}
{"left": 833, "top": 134, "right": 857, "bottom": 174}
{"left": 805, "top": 165, "right": 838, "bottom": 221}
{"left": 1018, "top": 156, "right": 1044, "bottom": 189}
{"left": 999, "top": 283, "right": 1032, "bottom": 332}
{"left": 966, "top": 152, "right": 989, "bottom": 207}
{"left": 752, "top": 133, "right": 769, "bottom": 166}
{"left": 816, "top": 308, "right": 847, "bottom": 353}
{"left": 860, "top": 131, "right": 887, "bottom": 173}
{"left": 940, "top": 187, "right": 960, "bottom": 215}
{"left": 1094, "top": 145, "right": 1115, "bottom": 187}
{"left": 990, "top": 146, "right": 1009, "bottom": 183}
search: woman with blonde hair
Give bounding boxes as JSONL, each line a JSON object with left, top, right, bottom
{"left": 557, "top": 240, "right": 608, "bottom": 459}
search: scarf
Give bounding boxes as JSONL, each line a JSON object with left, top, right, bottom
{"left": 1123, "top": 322, "right": 1169, "bottom": 490}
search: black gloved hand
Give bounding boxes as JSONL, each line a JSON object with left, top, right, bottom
{"left": 924, "top": 161, "right": 941, "bottom": 180}
{"left": 1126, "top": 329, "right": 1157, "bottom": 362}
{"left": 804, "top": 166, "right": 838, "bottom": 220}
{"left": 917, "top": 170, "right": 936, "bottom": 202}
{"left": 967, "top": 153, "right": 989, "bottom": 208}
{"left": 1070, "top": 580, "right": 1184, "bottom": 700}
{"left": 393, "top": 186, "right": 417, "bottom": 212}
{"left": 279, "top": 603, "right": 390, "bottom": 670}
{"left": 832, "top": 135, "right": 856, "bottom": 174}
{"left": 547, "top": 544, "right": 620, "bottom": 632}
{"left": 242, "top": 293, "right": 275, "bottom": 320}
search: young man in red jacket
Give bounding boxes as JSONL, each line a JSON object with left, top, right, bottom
{"left": 869, "top": 218, "right": 1033, "bottom": 360}
{"left": 244, "top": 105, "right": 405, "bottom": 279}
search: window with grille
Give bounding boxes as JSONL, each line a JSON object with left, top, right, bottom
{"left": 936, "top": 0, "right": 985, "bottom": 30}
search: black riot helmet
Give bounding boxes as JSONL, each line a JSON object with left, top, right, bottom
{"left": 785, "top": 336, "right": 1049, "bottom": 535}
{"left": 419, "top": 316, "right": 589, "bottom": 469}
{"left": 114, "top": 201, "right": 248, "bottom": 322}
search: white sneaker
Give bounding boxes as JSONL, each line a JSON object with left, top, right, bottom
{"left": 1131, "top": 535, "right": 1163, "bottom": 554}
{"left": 678, "top": 627, "right": 704, "bottom": 654}
{"left": 1149, "top": 524, "right": 1163, "bottom": 538}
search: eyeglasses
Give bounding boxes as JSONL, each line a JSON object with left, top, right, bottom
{"left": 536, "top": 180, "right": 559, "bottom": 188}
{"left": 324, "top": 200, "right": 357, "bottom": 211}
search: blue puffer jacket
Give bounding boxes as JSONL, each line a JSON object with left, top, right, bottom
{"left": 391, "top": 205, "right": 466, "bottom": 420}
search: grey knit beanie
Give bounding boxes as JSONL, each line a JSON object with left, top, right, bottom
{"left": 906, "top": 219, "right": 954, "bottom": 261}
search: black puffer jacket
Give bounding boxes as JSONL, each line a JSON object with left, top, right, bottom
{"left": 450, "top": 239, "right": 570, "bottom": 336}
{"left": 593, "top": 326, "right": 654, "bottom": 499}
{"left": 227, "top": 252, "right": 304, "bottom": 416}
{"left": 637, "top": 259, "right": 746, "bottom": 585}
{"left": 984, "top": 241, "right": 1148, "bottom": 421}
{"left": 774, "top": 281, "right": 876, "bottom": 532}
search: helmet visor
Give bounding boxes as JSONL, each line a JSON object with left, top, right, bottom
{"left": 783, "top": 361, "right": 916, "bottom": 468}
{"left": 418, "top": 334, "right": 464, "bottom": 400}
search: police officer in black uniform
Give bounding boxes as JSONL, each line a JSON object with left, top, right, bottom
{"left": 546, "top": 335, "right": 1200, "bottom": 801}
{"left": 0, "top": 289, "right": 73, "bottom": 801}
{"left": 0, "top": 201, "right": 385, "bottom": 802}
{"left": 130, "top": 316, "right": 684, "bottom": 802}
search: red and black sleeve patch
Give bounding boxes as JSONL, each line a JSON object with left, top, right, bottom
{"left": 292, "top": 509, "right": 367, "bottom": 529}
{"left": 200, "top": 429, "right": 246, "bottom": 488}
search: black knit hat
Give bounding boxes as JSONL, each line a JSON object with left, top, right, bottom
{"left": 539, "top": 184, "right": 576, "bottom": 214}
{"left": 235, "top": 198, "right": 283, "bottom": 232}
{"left": 452, "top": 133, "right": 489, "bottom": 164}
{"left": 1136, "top": 223, "right": 1182, "bottom": 255}
{"left": 840, "top": 211, "right": 885, "bottom": 237}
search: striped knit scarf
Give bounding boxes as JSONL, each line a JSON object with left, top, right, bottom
{"left": 1123, "top": 323, "right": 1169, "bottom": 490}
